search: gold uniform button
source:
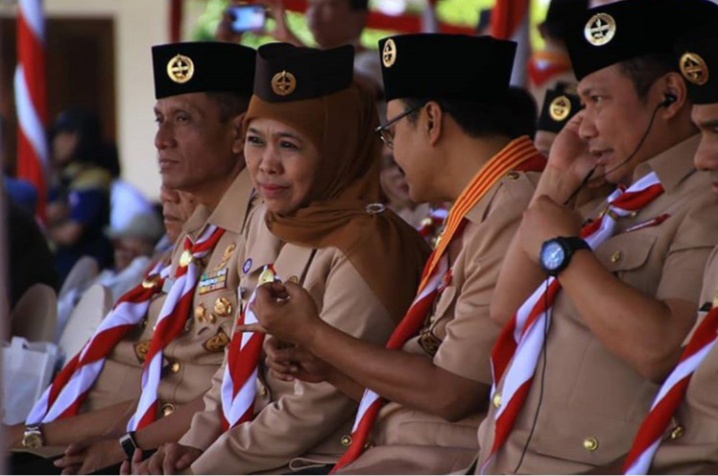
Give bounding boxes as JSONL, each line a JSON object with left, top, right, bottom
{"left": 259, "top": 386, "right": 268, "bottom": 398}
{"left": 670, "top": 425, "right": 684, "bottom": 440}
{"left": 583, "top": 437, "right": 599, "bottom": 452}
{"left": 161, "top": 403, "right": 175, "bottom": 417}
{"left": 195, "top": 304, "right": 207, "bottom": 322}
{"left": 169, "top": 361, "right": 181, "bottom": 373}
{"left": 506, "top": 171, "right": 520, "bottom": 180}
{"left": 288, "top": 275, "right": 299, "bottom": 284}
{"left": 492, "top": 392, "right": 502, "bottom": 408}
{"left": 340, "top": 435, "right": 352, "bottom": 447}
{"left": 610, "top": 251, "right": 622, "bottom": 263}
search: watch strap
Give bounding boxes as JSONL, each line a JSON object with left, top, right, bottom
{"left": 119, "top": 431, "right": 139, "bottom": 459}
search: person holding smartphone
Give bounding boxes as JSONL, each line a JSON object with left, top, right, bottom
{"left": 218, "top": 0, "right": 383, "bottom": 98}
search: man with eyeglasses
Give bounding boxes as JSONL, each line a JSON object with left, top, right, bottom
{"left": 248, "top": 33, "right": 545, "bottom": 474}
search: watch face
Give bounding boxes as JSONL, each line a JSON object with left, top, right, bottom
{"left": 541, "top": 240, "right": 566, "bottom": 272}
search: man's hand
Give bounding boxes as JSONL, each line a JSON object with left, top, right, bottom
{"left": 53, "top": 436, "right": 125, "bottom": 475}
{"left": 130, "top": 443, "right": 202, "bottom": 475}
{"left": 519, "top": 195, "right": 584, "bottom": 262}
{"left": 240, "top": 281, "right": 323, "bottom": 348}
{"left": 264, "top": 336, "right": 331, "bottom": 383}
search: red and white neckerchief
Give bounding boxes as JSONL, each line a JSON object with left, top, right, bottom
{"left": 127, "top": 225, "right": 225, "bottom": 431}
{"left": 332, "top": 136, "right": 546, "bottom": 474}
{"left": 481, "top": 171, "right": 665, "bottom": 474}
{"left": 220, "top": 265, "right": 280, "bottom": 431}
{"left": 26, "top": 262, "right": 170, "bottom": 424}
{"left": 623, "top": 306, "right": 718, "bottom": 474}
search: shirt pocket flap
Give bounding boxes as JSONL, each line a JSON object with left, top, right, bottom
{"left": 594, "top": 233, "right": 657, "bottom": 274}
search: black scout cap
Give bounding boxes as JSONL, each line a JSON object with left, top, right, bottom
{"left": 537, "top": 83, "right": 581, "bottom": 133}
{"left": 378, "top": 34, "right": 516, "bottom": 102}
{"left": 565, "top": 0, "right": 718, "bottom": 81}
{"left": 152, "top": 41, "right": 255, "bottom": 99}
{"left": 253, "top": 43, "right": 354, "bottom": 102}
{"left": 676, "top": 20, "right": 718, "bottom": 105}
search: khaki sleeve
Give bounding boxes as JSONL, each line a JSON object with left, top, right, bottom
{"left": 434, "top": 180, "right": 531, "bottom": 384}
{"left": 657, "top": 201, "right": 718, "bottom": 304}
{"left": 177, "top": 358, "right": 225, "bottom": 451}
{"left": 189, "top": 253, "right": 397, "bottom": 475}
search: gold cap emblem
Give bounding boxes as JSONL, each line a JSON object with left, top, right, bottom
{"left": 680, "top": 52, "right": 709, "bottom": 86}
{"left": 180, "top": 250, "right": 193, "bottom": 267}
{"left": 584, "top": 13, "right": 616, "bottom": 46}
{"left": 166, "top": 54, "right": 195, "bottom": 84}
{"left": 382, "top": 39, "right": 397, "bottom": 68}
{"left": 549, "top": 95, "right": 572, "bottom": 122}
{"left": 271, "top": 71, "right": 297, "bottom": 96}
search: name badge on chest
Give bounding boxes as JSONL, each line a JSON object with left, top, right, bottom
{"left": 198, "top": 268, "right": 228, "bottom": 295}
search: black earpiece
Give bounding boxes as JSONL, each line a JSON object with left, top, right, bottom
{"left": 661, "top": 94, "right": 677, "bottom": 107}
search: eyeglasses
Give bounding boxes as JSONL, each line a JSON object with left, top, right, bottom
{"left": 375, "top": 105, "right": 420, "bottom": 149}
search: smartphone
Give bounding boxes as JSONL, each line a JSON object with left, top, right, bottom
{"left": 227, "top": 5, "right": 266, "bottom": 33}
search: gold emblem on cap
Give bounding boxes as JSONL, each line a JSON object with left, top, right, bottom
{"left": 585, "top": 13, "right": 616, "bottom": 46}
{"left": 271, "top": 70, "right": 297, "bottom": 96}
{"left": 549, "top": 95, "right": 572, "bottom": 122}
{"left": 166, "top": 54, "right": 195, "bottom": 84}
{"left": 382, "top": 39, "right": 397, "bottom": 68}
{"left": 680, "top": 52, "right": 709, "bottom": 86}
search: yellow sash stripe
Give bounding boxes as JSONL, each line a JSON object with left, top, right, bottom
{"left": 420, "top": 136, "right": 539, "bottom": 289}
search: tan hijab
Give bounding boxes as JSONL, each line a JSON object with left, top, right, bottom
{"left": 244, "top": 83, "right": 429, "bottom": 321}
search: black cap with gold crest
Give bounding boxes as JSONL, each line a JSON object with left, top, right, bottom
{"left": 378, "top": 34, "right": 516, "bottom": 102}
{"left": 253, "top": 43, "right": 354, "bottom": 102}
{"left": 152, "top": 41, "right": 256, "bottom": 99}
{"left": 537, "top": 82, "right": 581, "bottom": 133}
{"left": 564, "top": 0, "right": 718, "bottom": 81}
{"left": 676, "top": 20, "right": 718, "bottom": 105}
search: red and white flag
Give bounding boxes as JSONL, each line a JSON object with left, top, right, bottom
{"left": 15, "top": 0, "right": 48, "bottom": 219}
{"left": 490, "top": 0, "right": 531, "bottom": 87}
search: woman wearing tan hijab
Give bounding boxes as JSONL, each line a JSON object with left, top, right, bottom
{"left": 131, "top": 43, "right": 429, "bottom": 475}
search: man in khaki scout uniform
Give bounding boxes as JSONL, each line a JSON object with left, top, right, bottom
{"left": 478, "top": 0, "right": 718, "bottom": 474}
{"left": 239, "top": 34, "right": 546, "bottom": 475}
{"left": 8, "top": 41, "right": 257, "bottom": 475}
{"left": 613, "top": 22, "right": 718, "bottom": 475}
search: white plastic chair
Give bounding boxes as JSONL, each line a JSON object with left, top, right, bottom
{"left": 58, "top": 284, "right": 112, "bottom": 362}
{"left": 11, "top": 284, "right": 58, "bottom": 342}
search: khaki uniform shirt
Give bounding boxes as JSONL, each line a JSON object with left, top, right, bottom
{"left": 650, "top": 247, "right": 718, "bottom": 474}
{"left": 477, "top": 136, "right": 718, "bottom": 474}
{"left": 337, "top": 171, "right": 541, "bottom": 475}
{"left": 179, "top": 204, "right": 404, "bottom": 475}
{"left": 87, "top": 170, "right": 254, "bottom": 420}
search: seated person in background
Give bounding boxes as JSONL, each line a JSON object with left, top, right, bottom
{"left": 99, "top": 210, "right": 164, "bottom": 302}
{"left": 247, "top": 33, "right": 546, "bottom": 475}
{"left": 130, "top": 42, "right": 429, "bottom": 475}
{"left": 7, "top": 198, "right": 57, "bottom": 308}
{"left": 47, "top": 108, "right": 113, "bottom": 283}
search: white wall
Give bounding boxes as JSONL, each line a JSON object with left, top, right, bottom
{"left": 3, "top": 0, "right": 170, "bottom": 201}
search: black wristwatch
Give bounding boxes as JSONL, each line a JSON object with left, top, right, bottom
{"left": 119, "top": 431, "right": 140, "bottom": 459}
{"left": 539, "top": 236, "right": 590, "bottom": 276}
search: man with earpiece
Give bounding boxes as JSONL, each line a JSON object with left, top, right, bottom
{"left": 476, "top": 0, "right": 718, "bottom": 474}
{"left": 613, "top": 20, "right": 718, "bottom": 475}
